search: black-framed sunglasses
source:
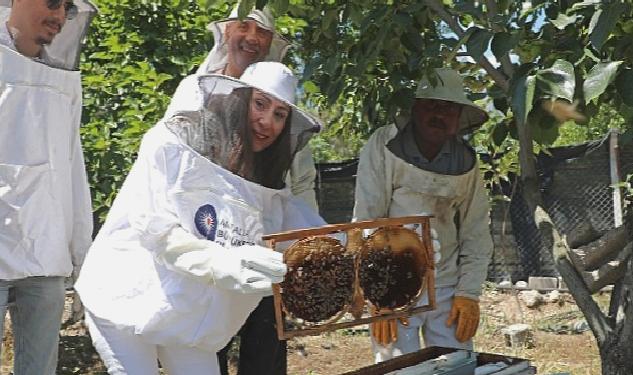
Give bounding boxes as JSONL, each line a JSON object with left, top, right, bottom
{"left": 46, "top": 0, "right": 78, "bottom": 20}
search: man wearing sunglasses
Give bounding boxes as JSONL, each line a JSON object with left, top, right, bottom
{"left": 354, "top": 68, "right": 494, "bottom": 363}
{"left": 0, "top": 1, "right": 96, "bottom": 373}
{"left": 1, "top": 0, "right": 77, "bottom": 62}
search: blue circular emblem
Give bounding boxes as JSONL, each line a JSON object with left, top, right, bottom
{"left": 194, "top": 204, "right": 217, "bottom": 241}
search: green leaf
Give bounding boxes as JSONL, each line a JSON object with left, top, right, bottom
{"left": 466, "top": 28, "right": 493, "bottom": 62}
{"left": 255, "top": 0, "right": 267, "bottom": 10}
{"left": 303, "top": 80, "right": 320, "bottom": 95}
{"left": 238, "top": 0, "right": 256, "bottom": 19}
{"left": 491, "top": 32, "right": 517, "bottom": 61}
{"left": 271, "top": 0, "right": 289, "bottom": 15}
{"left": 492, "top": 123, "right": 508, "bottom": 146}
{"left": 589, "top": 3, "right": 625, "bottom": 51}
{"left": 535, "top": 59, "right": 575, "bottom": 102}
{"left": 550, "top": 13, "right": 578, "bottom": 30}
{"left": 583, "top": 61, "right": 622, "bottom": 103}
{"left": 616, "top": 69, "right": 633, "bottom": 107}
{"left": 511, "top": 74, "right": 536, "bottom": 126}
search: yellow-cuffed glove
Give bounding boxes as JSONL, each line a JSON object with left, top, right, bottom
{"left": 371, "top": 312, "right": 409, "bottom": 346}
{"left": 445, "top": 296, "right": 480, "bottom": 343}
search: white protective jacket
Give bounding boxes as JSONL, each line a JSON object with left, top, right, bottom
{"left": 0, "top": 45, "right": 93, "bottom": 280}
{"left": 353, "top": 124, "right": 493, "bottom": 299}
{"left": 76, "top": 122, "right": 324, "bottom": 352}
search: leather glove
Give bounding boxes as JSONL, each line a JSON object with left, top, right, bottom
{"left": 371, "top": 307, "right": 409, "bottom": 346}
{"left": 161, "top": 227, "right": 287, "bottom": 294}
{"left": 445, "top": 296, "right": 480, "bottom": 342}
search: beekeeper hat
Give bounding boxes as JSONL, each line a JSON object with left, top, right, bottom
{"left": 0, "top": 0, "right": 98, "bottom": 71}
{"left": 199, "top": 61, "right": 322, "bottom": 154}
{"left": 415, "top": 68, "right": 489, "bottom": 131}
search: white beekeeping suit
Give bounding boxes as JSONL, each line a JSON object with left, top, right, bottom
{"left": 0, "top": 0, "right": 96, "bottom": 280}
{"left": 354, "top": 68, "right": 494, "bottom": 362}
{"left": 75, "top": 63, "right": 325, "bottom": 370}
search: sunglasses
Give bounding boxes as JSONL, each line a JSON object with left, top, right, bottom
{"left": 46, "top": 0, "right": 78, "bottom": 20}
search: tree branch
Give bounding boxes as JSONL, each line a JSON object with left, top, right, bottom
{"left": 423, "top": 0, "right": 510, "bottom": 92}
{"left": 535, "top": 206, "right": 612, "bottom": 346}
{"left": 616, "top": 257, "right": 633, "bottom": 345}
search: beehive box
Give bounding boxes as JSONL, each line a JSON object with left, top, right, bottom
{"left": 340, "top": 346, "right": 536, "bottom": 375}
{"left": 263, "top": 216, "right": 436, "bottom": 340}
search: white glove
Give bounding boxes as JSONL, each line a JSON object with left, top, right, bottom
{"left": 431, "top": 228, "right": 441, "bottom": 264}
{"left": 208, "top": 245, "right": 287, "bottom": 293}
{"left": 160, "top": 227, "right": 286, "bottom": 294}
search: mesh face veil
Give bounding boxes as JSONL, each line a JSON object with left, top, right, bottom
{"left": 165, "top": 64, "right": 321, "bottom": 189}
{"left": 0, "top": 0, "right": 97, "bottom": 70}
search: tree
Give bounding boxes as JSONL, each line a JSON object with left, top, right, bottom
{"left": 81, "top": 1, "right": 633, "bottom": 371}
{"left": 250, "top": 0, "right": 633, "bottom": 372}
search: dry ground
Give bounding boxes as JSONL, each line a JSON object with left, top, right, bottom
{"left": 1, "top": 286, "right": 605, "bottom": 374}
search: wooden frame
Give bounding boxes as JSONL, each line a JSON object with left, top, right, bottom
{"left": 263, "top": 216, "right": 436, "bottom": 340}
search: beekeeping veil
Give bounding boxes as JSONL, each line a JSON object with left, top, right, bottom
{"left": 415, "top": 68, "right": 489, "bottom": 133}
{"left": 0, "top": 0, "right": 97, "bottom": 70}
{"left": 165, "top": 62, "right": 321, "bottom": 189}
{"left": 197, "top": 5, "right": 290, "bottom": 74}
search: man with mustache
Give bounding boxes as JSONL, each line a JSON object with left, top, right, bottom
{"left": 166, "top": 6, "right": 318, "bottom": 375}
{"left": 353, "top": 68, "right": 494, "bottom": 363}
{"left": 0, "top": 0, "right": 96, "bottom": 373}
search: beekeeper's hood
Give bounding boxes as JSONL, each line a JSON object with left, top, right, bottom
{"left": 166, "top": 61, "right": 321, "bottom": 188}
{"left": 0, "top": 0, "right": 97, "bottom": 70}
{"left": 415, "top": 68, "right": 489, "bottom": 132}
{"left": 197, "top": 5, "right": 290, "bottom": 74}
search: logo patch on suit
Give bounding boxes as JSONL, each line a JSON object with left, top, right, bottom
{"left": 195, "top": 204, "right": 217, "bottom": 241}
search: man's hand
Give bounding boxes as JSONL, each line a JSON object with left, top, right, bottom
{"left": 445, "top": 296, "right": 480, "bottom": 342}
{"left": 71, "top": 265, "right": 84, "bottom": 322}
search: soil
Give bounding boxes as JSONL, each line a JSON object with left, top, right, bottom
{"left": 1, "top": 286, "right": 603, "bottom": 375}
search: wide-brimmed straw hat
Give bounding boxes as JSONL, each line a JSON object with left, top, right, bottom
{"left": 199, "top": 61, "right": 322, "bottom": 153}
{"left": 415, "top": 68, "right": 489, "bottom": 132}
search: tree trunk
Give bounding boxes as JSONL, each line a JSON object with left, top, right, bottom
{"left": 600, "top": 339, "right": 633, "bottom": 374}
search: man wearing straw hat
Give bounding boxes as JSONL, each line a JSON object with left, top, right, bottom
{"left": 0, "top": 0, "right": 96, "bottom": 373}
{"left": 353, "top": 68, "right": 494, "bottom": 363}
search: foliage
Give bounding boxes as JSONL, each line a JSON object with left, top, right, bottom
{"left": 81, "top": 0, "right": 220, "bottom": 225}
{"left": 81, "top": 0, "right": 633, "bottom": 220}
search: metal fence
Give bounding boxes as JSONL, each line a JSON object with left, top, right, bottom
{"left": 315, "top": 133, "right": 632, "bottom": 283}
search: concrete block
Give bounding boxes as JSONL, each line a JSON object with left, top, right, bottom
{"left": 502, "top": 323, "right": 534, "bottom": 349}
{"left": 528, "top": 276, "right": 558, "bottom": 290}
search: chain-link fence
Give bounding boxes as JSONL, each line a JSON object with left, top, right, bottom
{"left": 315, "top": 133, "right": 632, "bottom": 283}
{"left": 488, "top": 134, "right": 632, "bottom": 282}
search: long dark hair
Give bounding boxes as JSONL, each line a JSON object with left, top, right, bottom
{"left": 205, "top": 88, "right": 292, "bottom": 189}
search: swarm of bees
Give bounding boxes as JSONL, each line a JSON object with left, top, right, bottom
{"left": 282, "top": 236, "right": 355, "bottom": 323}
{"left": 359, "top": 227, "right": 428, "bottom": 310}
{"left": 280, "top": 227, "right": 429, "bottom": 324}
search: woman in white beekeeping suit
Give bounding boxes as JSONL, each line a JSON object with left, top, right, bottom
{"left": 75, "top": 61, "right": 325, "bottom": 375}
{"left": 167, "top": 8, "right": 318, "bottom": 373}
